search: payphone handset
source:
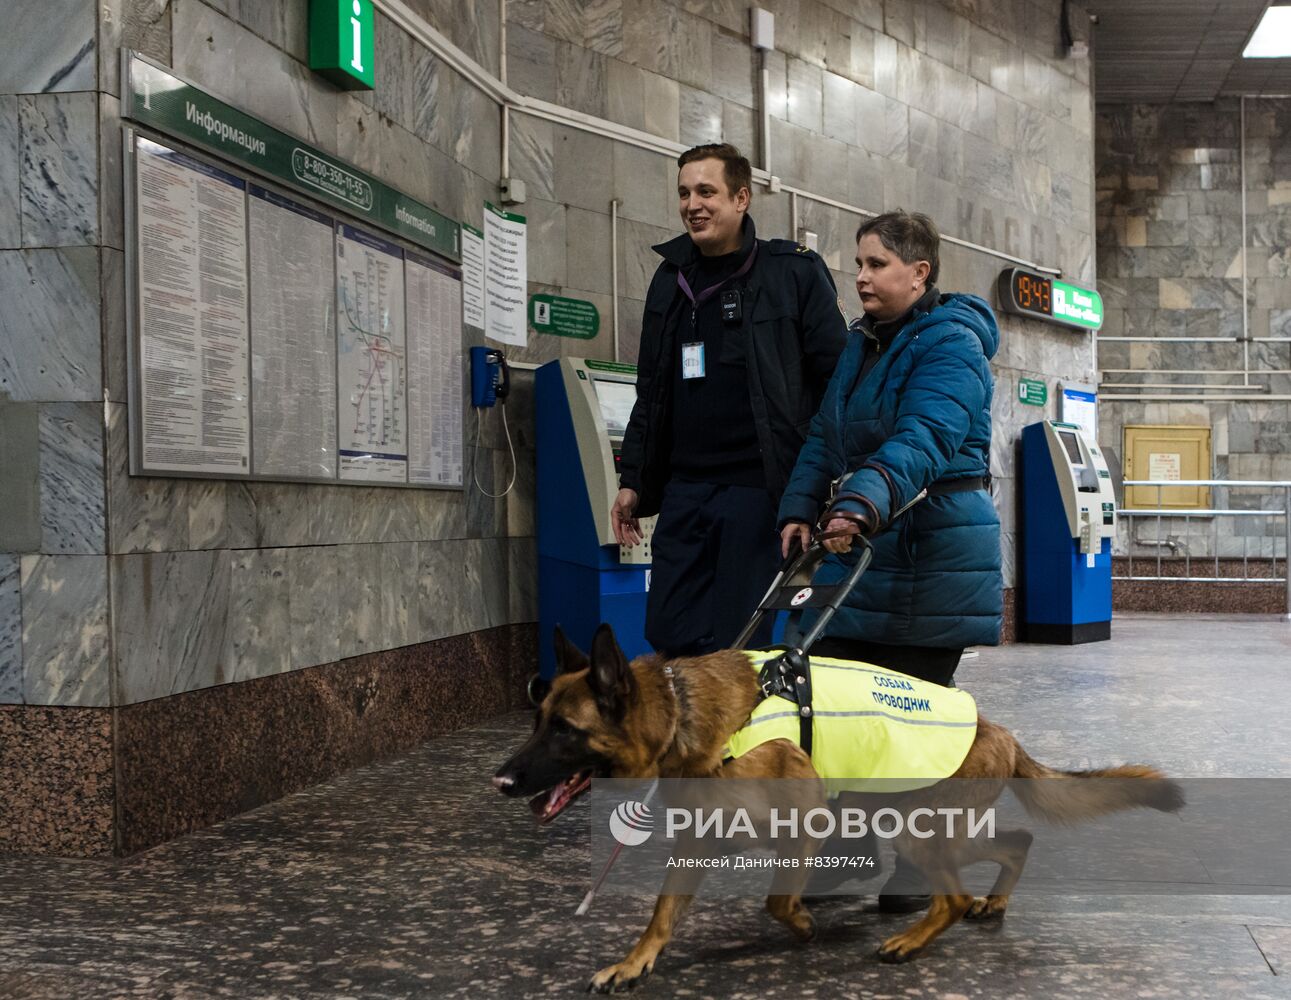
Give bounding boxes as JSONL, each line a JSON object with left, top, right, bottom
{"left": 470, "top": 347, "right": 510, "bottom": 408}
{"left": 1040, "top": 421, "right": 1118, "bottom": 566}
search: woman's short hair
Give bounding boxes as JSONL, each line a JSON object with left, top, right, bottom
{"left": 856, "top": 210, "right": 940, "bottom": 286}
{"left": 677, "top": 143, "right": 753, "bottom": 201}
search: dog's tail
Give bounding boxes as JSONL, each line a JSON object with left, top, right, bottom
{"left": 1010, "top": 744, "right": 1185, "bottom": 824}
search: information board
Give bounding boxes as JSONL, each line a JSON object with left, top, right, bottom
{"left": 134, "top": 138, "right": 250, "bottom": 475}
{"left": 128, "top": 132, "right": 464, "bottom": 488}
{"left": 248, "top": 184, "right": 337, "bottom": 479}
{"left": 406, "top": 253, "right": 465, "bottom": 486}
{"left": 335, "top": 224, "right": 408, "bottom": 483}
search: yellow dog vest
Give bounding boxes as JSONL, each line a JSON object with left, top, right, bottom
{"left": 723, "top": 652, "right": 979, "bottom": 791}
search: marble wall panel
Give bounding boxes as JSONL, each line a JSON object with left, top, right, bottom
{"left": 721, "top": 101, "right": 756, "bottom": 160}
{"left": 0, "top": 98, "right": 19, "bottom": 250}
{"left": 507, "top": 24, "right": 557, "bottom": 102}
{"left": 612, "top": 143, "right": 673, "bottom": 231}
{"left": 524, "top": 198, "right": 568, "bottom": 287}
{"left": 101, "top": 248, "right": 126, "bottom": 405}
{"left": 786, "top": 59, "right": 824, "bottom": 133}
{"left": 0, "top": 248, "right": 100, "bottom": 402}
{"left": 679, "top": 85, "right": 723, "bottom": 148}
{"left": 0, "top": 554, "right": 20, "bottom": 703}
{"left": 622, "top": 2, "right": 710, "bottom": 90}
{"left": 708, "top": 28, "right": 755, "bottom": 108}
{"left": 99, "top": 0, "right": 172, "bottom": 97}
{"left": 3, "top": 0, "right": 96, "bottom": 94}
{"left": 564, "top": 206, "right": 614, "bottom": 297}
{"left": 38, "top": 402, "right": 105, "bottom": 556}
{"left": 509, "top": 115, "right": 556, "bottom": 201}
{"left": 556, "top": 41, "right": 608, "bottom": 118}
{"left": 337, "top": 542, "right": 384, "bottom": 658}
{"left": 821, "top": 71, "right": 858, "bottom": 145}
{"left": 508, "top": 536, "right": 538, "bottom": 625}
{"left": 112, "top": 549, "right": 231, "bottom": 702}
{"left": 19, "top": 93, "right": 98, "bottom": 248}
{"left": 381, "top": 540, "right": 419, "bottom": 649}
{"left": 21, "top": 554, "right": 109, "bottom": 706}
{"left": 226, "top": 547, "right": 290, "bottom": 683}
{"left": 0, "top": 402, "right": 41, "bottom": 553}
{"left": 282, "top": 545, "right": 336, "bottom": 670}
{"left": 99, "top": 94, "right": 124, "bottom": 254}
{"left": 105, "top": 402, "right": 189, "bottom": 553}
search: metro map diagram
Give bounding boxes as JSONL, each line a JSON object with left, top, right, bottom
{"left": 335, "top": 224, "right": 408, "bottom": 481}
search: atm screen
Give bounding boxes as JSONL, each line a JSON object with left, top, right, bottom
{"left": 1058, "top": 429, "right": 1083, "bottom": 465}
{"left": 592, "top": 378, "right": 637, "bottom": 437}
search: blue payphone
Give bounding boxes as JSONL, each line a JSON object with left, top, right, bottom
{"left": 1021, "top": 420, "right": 1118, "bottom": 643}
{"left": 535, "top": 358, "right": 656, "bottom": 680}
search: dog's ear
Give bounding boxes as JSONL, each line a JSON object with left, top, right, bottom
{"left": 587, "top": 623, "right": 636, "bottom": 721}
{"left": 553, "top": 625, "right": 590, "bottom": 675}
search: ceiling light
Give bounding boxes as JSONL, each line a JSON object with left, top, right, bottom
{"left": 1243, "top": 5, "right": 1291, "bottom": 58}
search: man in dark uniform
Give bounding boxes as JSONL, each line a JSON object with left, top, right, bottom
{"left": 612, "top": 143, "right": 847, "bottom": 656}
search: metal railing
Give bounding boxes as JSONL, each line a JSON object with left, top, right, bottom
{"left": 1117, "top": 480, "right": 1291, "bottom": 618}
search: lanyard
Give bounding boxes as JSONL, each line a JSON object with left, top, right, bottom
{"left": 676, "top": 243, "right": 759, "bottom": 310}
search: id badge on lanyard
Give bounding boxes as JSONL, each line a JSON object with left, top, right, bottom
{"left": 682, "top": 342, "right": 706, "bottom": 379}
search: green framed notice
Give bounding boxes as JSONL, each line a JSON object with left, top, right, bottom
{"left": 530, "top": 294, "right": 599, "bottom": 339}
{"left": 1018, "top": 378, "right": 1048, "bottom": 407}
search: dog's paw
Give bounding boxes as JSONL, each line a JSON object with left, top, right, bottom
{"left": 587, "top": 959, "right": 653, "bottom": 994}
{"left": 876, "top": 933, "right": 925, "bottom": 964}
{"left": 789, "top": 909, "right": 817, "bottom": 943}
{"left": 965, "top": 895, "right": 1008, "bottom": 921}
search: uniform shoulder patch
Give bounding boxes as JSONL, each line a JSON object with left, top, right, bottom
{"left": 768, "top": 238, "right": 817, "bottom": 258}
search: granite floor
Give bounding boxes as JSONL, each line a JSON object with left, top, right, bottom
{"left": 3, "top": 614, "right": 1291, "bottom": 999}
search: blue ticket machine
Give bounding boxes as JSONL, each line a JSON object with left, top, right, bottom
{"left": 1020, "top": 421, "right": 1118, "bottom": 643}
{"left": 535, "top": 358, "right": 656, "bottom": 680}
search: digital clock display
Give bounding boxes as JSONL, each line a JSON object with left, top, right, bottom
{"left": 996, "top": 268, "right": 1104, "bottom": 331}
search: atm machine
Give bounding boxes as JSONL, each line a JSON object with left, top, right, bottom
{"left": 1020, "top": 420, "right": 1118, "bottom": 643}
{"left": 535, "top": 358, "right": 656, "bottom": 681}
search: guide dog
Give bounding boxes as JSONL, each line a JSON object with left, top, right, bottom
{"left": 493, "top": 624, "right": 1183, "bottom": 993}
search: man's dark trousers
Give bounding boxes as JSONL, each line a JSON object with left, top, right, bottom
{"left": 645, "top": 479, "right": 780, "bottom": 656}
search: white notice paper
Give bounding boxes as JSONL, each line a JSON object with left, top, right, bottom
{"left": 483, "top": 202, "right": 527, "bottom": 347}
{"left": 135, "top": 138, "right": 250, "bottom": 475}
{"left": 335, "top": 223, "right": 408, "bottom": 483}
{"left": 1148, "top": 452, "right": 1182, "bottom": 482}
{"left": 461, "top": 223, "right": 485, "bottom": 329}
{"left": 406, "top": 253, "right": 464, "bottom": 487}
{"left": 248, "top": 185, "right": 337, "bottom": 480}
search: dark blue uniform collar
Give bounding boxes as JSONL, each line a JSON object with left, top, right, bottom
{"left": 653, "top": 215, "right": 758, "bottom": 268}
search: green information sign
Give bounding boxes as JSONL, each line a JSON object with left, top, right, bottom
{"left": 584, "top": 359, "right": 637, "bottom": 375}
{"left": 1051, "top": 280, "right": 1104, "bottom": 330}
{"left": 123, "top": 53, "right": 458, "bottom": 260}
{"left": 530, "top": 294, "right": 600, "bottom": 340}
{"left": 309, "top": 0, "right": 375, "bottom": 91}
{"left": 1018, "top": 378, "right": 1048, "bottom": 407}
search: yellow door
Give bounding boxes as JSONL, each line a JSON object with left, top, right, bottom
{"left": 1122, "top": 425, "right": 1211, "bottom": 510}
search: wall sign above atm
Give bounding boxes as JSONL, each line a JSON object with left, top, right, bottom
{"left": 996, "top": 268, "right": 1104, "bottom": 331}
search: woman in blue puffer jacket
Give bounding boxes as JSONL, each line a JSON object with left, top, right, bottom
{"left": 778, "top": 210, "right": 1002, "bottom": 689}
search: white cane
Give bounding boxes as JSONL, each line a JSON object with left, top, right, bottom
{"left": 575, "top": 778, "right": 659, "bottom": 916}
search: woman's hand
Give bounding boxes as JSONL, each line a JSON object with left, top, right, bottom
{"left": 780, "top": 522, "right": 811, "bottom": 558}
{"left": 819, "top": 516, "right": 861, "bottom": 554}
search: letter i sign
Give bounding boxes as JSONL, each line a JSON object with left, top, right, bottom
{"left": 309, "top": 0, "right": 376, "bottom": 91}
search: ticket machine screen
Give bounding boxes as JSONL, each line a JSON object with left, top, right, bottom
{"left": 592, "top": 378, "right": 636, "bottom": 438}
{"left": 1058, "top": 429, "right": 1083, "bottom": 465}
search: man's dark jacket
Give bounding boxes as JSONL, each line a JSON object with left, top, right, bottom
{"left": 618, "top": 217, "right": 847, "bottom": 518}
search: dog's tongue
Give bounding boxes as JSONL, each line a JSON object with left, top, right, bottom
{"left": 529, "top": 771, "right": 592, "bottom": 824}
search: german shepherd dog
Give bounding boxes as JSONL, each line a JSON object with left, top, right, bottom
{"left": 494, "top": 624, "right": 1183, "bottom": 993}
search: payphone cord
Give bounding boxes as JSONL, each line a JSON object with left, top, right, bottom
{"left": 472, "top": 403, "right": 518, "bottom": 499}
